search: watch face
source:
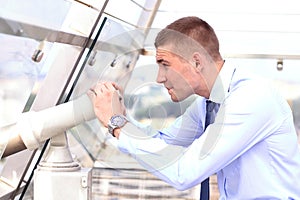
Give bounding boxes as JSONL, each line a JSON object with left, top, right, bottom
{"left": 111, "top": 115, "right": 127, "bottom": 127}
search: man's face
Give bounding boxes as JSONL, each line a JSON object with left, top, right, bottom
{"left": 155, "top": 48, "right": 197, "bottom": 102}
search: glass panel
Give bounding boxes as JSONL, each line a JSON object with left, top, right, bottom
{"left": 105, "top": 0, "right": 144, "bottom": 25}
{"left": 0, "top": 2, "right": 72, "bottom": 156}
{"left": 0, "top": 34, "right": 50, "bottom": 126}
{"left": 0, "top": 0, "right": 90, "bottom": 198}
{"left": 68, "top": 17, "right": 144, "bottom": 162}
{"left": 0, "top": 0, "right": 72, "bottom": 129}
{"left": 0, "top": 0, "right": 71, "bottom": 30}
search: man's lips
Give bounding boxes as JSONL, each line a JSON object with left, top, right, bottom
{"left": 164, "top": 85, "right": 173, "bottom": 94}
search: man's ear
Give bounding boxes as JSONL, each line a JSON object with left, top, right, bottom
{"left": 192, "top": 52, "right": 203, "bottom": 69}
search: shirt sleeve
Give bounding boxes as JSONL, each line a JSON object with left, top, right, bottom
{"left": 118, "top": 81, "right": 287, "bottom": 191}
{"left": 154, "top": 96, "right": 207, "bottom": 147}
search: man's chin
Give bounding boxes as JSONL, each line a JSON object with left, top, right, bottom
{"left": 170, "top": 94, "right": 189, "bottom": 102}
{"left": 171, "top": 98, "right": 180, "bottom": 102}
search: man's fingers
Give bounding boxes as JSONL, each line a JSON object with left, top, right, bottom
{"left": 89, "top": 82, "right": 124, "bottom": 103}
{"left": 89, "top": 88, "right": 97, "bottom": 96}
{"left": 87, "top": 90, "right": 96, "bottom": 103}
{"left": 111, "top": 82, "right": 122, "bottom": 91}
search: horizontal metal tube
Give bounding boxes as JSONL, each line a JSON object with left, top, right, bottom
{"left": 1, "top": 94, "right": 96, "bottom": 158}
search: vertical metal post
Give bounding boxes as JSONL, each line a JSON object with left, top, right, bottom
{"left": 34, "top": 132, "right": 92, "bottom": 200}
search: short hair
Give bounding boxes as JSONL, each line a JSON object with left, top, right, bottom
{"left": 154, "top": 16, "right": 222, "bottom": 62}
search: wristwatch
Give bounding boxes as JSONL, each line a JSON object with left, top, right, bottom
{"left": 107, "top": 115, "right": 128, "bottom": 137}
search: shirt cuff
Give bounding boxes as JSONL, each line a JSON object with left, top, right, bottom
{"left": 117, "top": 122, "right": 139, "bottom": 155}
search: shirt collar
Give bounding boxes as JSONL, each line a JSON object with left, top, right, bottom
{"left": 209, "top": 60, "right": 236, "bottom": 104}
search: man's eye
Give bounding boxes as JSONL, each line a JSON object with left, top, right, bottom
{"left": 162, "top": 63, "right": 169, "bottom": 67}
{"left": 158, "top": 62, "right": 170, "bottom": 69}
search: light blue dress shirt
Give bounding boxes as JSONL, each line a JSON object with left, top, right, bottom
{"left": 118, "top": 60, "right": 300, "bottom": 199}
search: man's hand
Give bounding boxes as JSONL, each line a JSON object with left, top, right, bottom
{"left": 88, "top": 82, "right": 126, "bottom": 127}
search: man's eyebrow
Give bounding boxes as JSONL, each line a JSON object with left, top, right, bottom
{"left": 156, "top": 58, "right": 169, "bottom": 64}
{"left": 156, "top": 59, "right": 164, "bottom": 63}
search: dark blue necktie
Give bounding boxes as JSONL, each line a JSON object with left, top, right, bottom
{"left": 200, "top": 100, "right": 220, "bottom": 200}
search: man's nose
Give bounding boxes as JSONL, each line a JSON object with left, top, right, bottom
{"left": 156, "top": 68, "right": 166, "bottom": 83}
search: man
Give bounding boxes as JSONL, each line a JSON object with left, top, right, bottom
{"left": 88, "top": 16, "right": 300, "bottom": 199}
